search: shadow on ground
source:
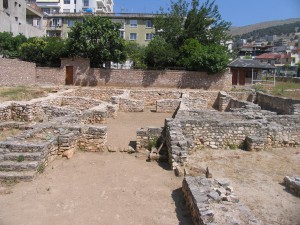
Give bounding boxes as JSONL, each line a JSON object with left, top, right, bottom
{"left": 172, "top": 188, "right": 194, "bottom": 225}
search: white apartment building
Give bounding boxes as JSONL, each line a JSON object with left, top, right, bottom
{"left": 33, "top": 0, "right": 113, "bottom": 14}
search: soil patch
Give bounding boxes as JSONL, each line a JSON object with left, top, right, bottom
{"left": 188, "top": 147, "right": 300, "bottom": 225}
{"left": 0, "top": 151, "right": 193, "bottom": 225}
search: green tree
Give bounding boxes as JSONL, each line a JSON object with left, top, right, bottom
{"left": 184, "top": 0, "right": 231, "bottom": 45}
{"left": 19, "top": 37, "right": 67, "bottom": 66}
{"left": 67, "top": 16, "right": 126, "bottom": 68}
{"left": 144, "top": 36, "right": 178, "bottom": 69}
{"left": 19, "top": 37, "right": 47, "bottom": 65}
{"left": 124, "top": 41, "right": 146, "bottom": 69}
{"left": 154, "top": 0, "right": 189, "bottom": 48}
{"left": 0, "top": 32, "right": 27, "bottom": 58}
{"left": 43, "top": 37, "right": 68, "bottom": 66}
{"left": 179, "top": 38, "right": 229, "bottom": 73}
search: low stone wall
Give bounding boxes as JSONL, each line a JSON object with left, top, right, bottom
{"left": 136, "top": 127, "right": 163, "bottom": 151}
{"left": 119, "top": 98, "right": 144, "bottom": 112}
{"left": 255, "top": 92, "right": 300, "bottom": 115}
{"left": 77, "top": 125, "right": 107, "bottom": 152}
{"left": 130, "top": 90, "right": 182, "bottom": 106}
{"left": 283, "top": 176, "right": 300, "bottom": 197}
{"left": 156, "top": 99, "right": 181, "bottom": 113}
{"left": 0, "top": 58, "right": 36, "bottom": 86}
{"left": 182, "top": 176, "right": 260, "bottom": 225}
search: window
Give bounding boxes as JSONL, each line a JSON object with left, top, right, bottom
{"left": 63, "top": 9, "right": 70, "bottom": 13}
{"left": 64, "top": 0, "right": 70, "bottom": 4}
{"left": 52, "top": 18, "right": 60, "bottom": 27}
{"left": 43, "top": 8, "right": 50, "bottom": 14}
{"left": 120, "top": 31, "right": 125, "bottom": 39}
{"left": 130, "top": 33, "right": 137, "bottom": 40}
{"left": 83, "top": 0, "right": 89, "bottom": 7}
{"left": 145, "top": 20, "right": 153, "bottom": 28}
{"left": 67, "top": 19, "right": 75, "bottom": 27}
{"left": 130, "top": 20, "right": 137, "bottom": 28}
{"left": 3, "top": 0, "right": 8, "bottom": 9}
{"left": 145, "top": 33, "right": 153, "bottom": 41}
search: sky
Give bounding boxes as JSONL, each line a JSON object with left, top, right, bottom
{"left": 113, "top": 0, "right": 300, "bottom": 27}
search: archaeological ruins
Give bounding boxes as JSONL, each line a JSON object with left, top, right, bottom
{"left": 0, "top": 58, "right": 300, "bottom": 225}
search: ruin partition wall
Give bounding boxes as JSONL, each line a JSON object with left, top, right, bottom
{"left": 255, "top": 92, "right": 300, "bottom": 115}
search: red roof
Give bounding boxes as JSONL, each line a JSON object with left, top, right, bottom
{"left": 256, "top": 53, "right": 290, "bottom": 59}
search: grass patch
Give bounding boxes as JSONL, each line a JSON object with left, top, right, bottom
{"left": 148, "top": 137, "right": 158, "bottom": 150}
{"left": 227, "top": 143, "right": 238, "bottom": 150}
{"left": 0, "top": 86, "right": 54, "bottom": 102}
{"left": 271, "top": 82, "right": 300, "bottom": 99}
{"left": 17, "top": 155, "right": 25, "bottom": 162}
{"left": 37, "top": 163, "right": 46, "bottom": 173}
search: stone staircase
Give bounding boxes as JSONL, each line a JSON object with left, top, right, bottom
{"left": 0, "top": 142, "right": 47, "bottom": 181}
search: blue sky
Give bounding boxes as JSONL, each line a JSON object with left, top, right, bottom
{"left": 113, "top": 0, "right": 300, "bottom": 27}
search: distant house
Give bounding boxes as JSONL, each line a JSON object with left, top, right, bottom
{"left": 255, "top": 53, "right": 292, "bottom": 66}
{"left": 228, "top": 59, "right": 275, "bottom": 85}
{"left": 239, "top": 44, "right": 272, "bottom": 57}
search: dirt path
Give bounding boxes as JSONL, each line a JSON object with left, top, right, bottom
{"left": 0, "top": 111, "right": 193, "bottom": 225}
{"left": 0, "top": 151, "right": 193, "bottom": 225}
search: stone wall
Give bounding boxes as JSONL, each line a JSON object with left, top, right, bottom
{"left": 130, "top": 90, "right": 182, "bottom": 106}
{"left": 255, "top": 92, "right": 300, "bottom": 115}
{"left": 0, "top": 58, "right": 232, "bottom": 90}
{"left": 136, "top": 127, "right": 163, "bottom": 151}
{"left": 182, "top": 176, "right": 260, "bottom": 225}
{"left": 75, "top": 69, "right": 232, "bottom": 90}
{"left": 36, "top": 67, "right": 62, "bottom": 85}
{"left": 0, "top": 59, "right": 36, "bottom": 86}
{"left": 156, "top": 99, "right": 181, "bottom": 113}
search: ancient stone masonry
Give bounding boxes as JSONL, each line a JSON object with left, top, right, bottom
{"left": 283, "top": 176, "right": 300, "bottom": 197}
{"left": 182, "top": 176, "right": 260, "bottom": 225}
{"left": 255, "top": 92, "right": 300, "bottom": 115}
{"left": 166, "top": 90, "right": 300, "bottom": 166}
{"left": 136, "top": 127, "right": 163, "bottom": 151}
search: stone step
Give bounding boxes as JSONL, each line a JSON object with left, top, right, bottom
{"left": 0, "top": 171, "right": 36, "bottom": 181}
{"left": 0, "top": 161, "right": 39, "bottom": 172}
{"left": 3, "top": 152, "right": 44, "bottom": 162}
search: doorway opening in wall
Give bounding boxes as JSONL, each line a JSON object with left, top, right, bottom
{"left": 65, "top": 66, "right": 74, "bottom": 85}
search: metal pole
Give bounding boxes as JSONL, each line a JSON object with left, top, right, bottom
{"left": 252, "top": 68, "right": 254, "bottom": 85}
{"left": 273, "top": 69, "right": 276, "bottom": 87}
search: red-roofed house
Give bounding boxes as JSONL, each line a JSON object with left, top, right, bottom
{"left": 255, "top": 53, "right": 292, "bottom": 66}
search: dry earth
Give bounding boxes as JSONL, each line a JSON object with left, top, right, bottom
{"left": 188, "top": 147, "right": 300, "bottom": 225}
{"left": 0, "top": 110, "right": 300, "bottom": 225}
{"left": 0, "top": 110, "right": 193, "bottom": 225}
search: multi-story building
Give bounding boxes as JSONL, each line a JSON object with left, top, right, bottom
{"left": 44, "top": 13, "right": 156, "bottom": 46}
{"left": 0, "top": 0, "right": 45, "bottom": 37}
{"left": 30, "top": 0, "right": 113, "bottom": 14}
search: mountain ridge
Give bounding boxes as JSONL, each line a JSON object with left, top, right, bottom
{"left": 229, "top": 18, "right": 300, "bottom": 36}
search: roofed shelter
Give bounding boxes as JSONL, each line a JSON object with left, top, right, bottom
{"left": 228, "top": 59, "right": 276, "bottom": 85}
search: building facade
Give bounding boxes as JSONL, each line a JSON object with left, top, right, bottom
{"left": 32, "top": 0, "right": 113, "bottom": 14}
{"left": 44, "top": 13, "right": 156, "bottom": 46}
{"left": 0, "top": 0, "right": 45, "bottom": 37}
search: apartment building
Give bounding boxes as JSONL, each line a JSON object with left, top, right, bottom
{"left": 30, "top": 0, "right": 113, "bottom": 14}
{"left": 0, "top": 0, "right": 45, "bottom": 37}
{"left": 44, "top": 13, "right": 156, "bottom": 46}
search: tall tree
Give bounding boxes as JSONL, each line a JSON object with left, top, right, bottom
{"left": 184, "top": 0, "right": 231, "bottom": 45}
{"left": 154, "top": 0, "right": 189, "bottom": 48}
{"left": 67, "top": 16, "right": 126, "bottom": 68}
{"left": 0, "top": 32, "right": 27, "bottom": 58}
